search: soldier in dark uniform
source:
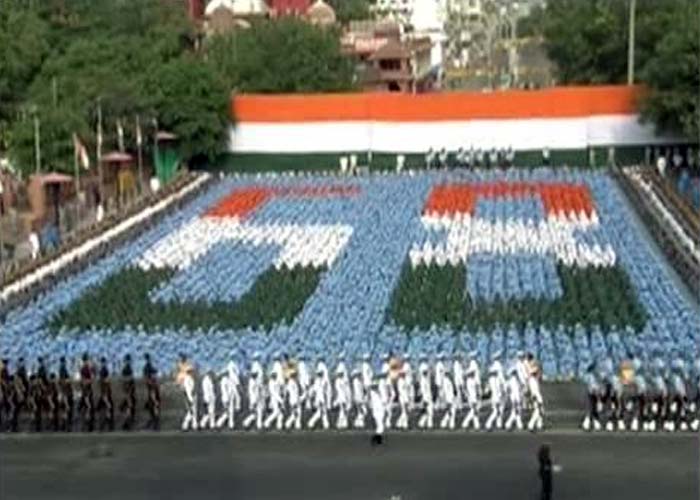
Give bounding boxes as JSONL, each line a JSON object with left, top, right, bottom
{"left": 120, "top": 354, "right": 136, "bottom": 431}
{"left": 143, "top": 353, "right": 160, "bottom": 430}
{"left": 58, "top": 357, "right": 74, "bottom": 431}
{"left": 97, "top": 357, "right": 114, "bottom": 431}
{"left": 26, "top": 374, "right": 44, "bottom": 432}
{"left": 79, "top": 353, "right": 95, "bottom": 432}
{"left": 46, "top": 373, "right": 59, "bottom": 431}
{"left": 6, "top": 375, "right": 22, "bottom": 432}
{"left": 36, "top": 357, "right": 48, "bottom": 386}
{"left": 0, "top": 359, "right": 8, "bottom": 430}
{"left": 16, "top": 358, "right": 28, "bottom": 396}
{"left": 0, "top": 358, "right": 9, "bottom": 383}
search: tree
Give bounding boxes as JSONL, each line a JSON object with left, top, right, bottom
{"left": 327, "top": 0, "right": 370, "bottom": 25}
{"left": 206, "top": 18, "right": 356, "bottom": 93}
{"left": 145, "top": 56, "right": 231, "bottom": 165}
{"left": 0, "top": 5, "right": 50, "bottom": 144}
{"left": 640, "top": 1, "right": 700, "bottom": 140}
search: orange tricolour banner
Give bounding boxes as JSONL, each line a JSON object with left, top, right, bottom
{"left": 233, "top": 85, "right": 643, "bottom": 123}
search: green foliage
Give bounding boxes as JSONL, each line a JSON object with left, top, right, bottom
{"left": 388, "top": 262, "right": 647, "bottom": 332}
{"left": 541, "top": 0, "right": 698, "bottom": 141}
{"left": 51, "top": 265, "right": 325, "bottom": 332}
{"left": 639, "top": 1, "right": 700, "bottom": 140}
{"left": 206, "top": 18, "right": 355, "bottom": 93}
{"left": 2, "top": 0, "right": 225, "bottom": 175}
{"left": 327, "top": 0, "right": 370, "bottom": 25}
{"left": 144, "top": 56, "right": 231, "bottom": 164}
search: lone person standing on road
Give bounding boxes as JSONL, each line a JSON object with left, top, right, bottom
{"left": 538, "top": 444, "right": 555, "bottom": 500}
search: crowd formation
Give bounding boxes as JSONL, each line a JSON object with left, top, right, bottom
{"left": 0, "top": 354, "right": 161, "bottom": 433}
{"left": 582, "top": 355, "right": 700, "bottom": 432}
{"left": 178, "top": 351, "right": 546, "bottom": 435}
{"left": 424, "top": 146, "right": 521, "bottom": 170}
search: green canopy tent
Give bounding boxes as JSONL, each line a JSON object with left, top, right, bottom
{"left": 153, "top": 131, "right": 180, "bottom": 185}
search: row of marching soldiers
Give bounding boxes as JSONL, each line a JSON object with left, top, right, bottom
{"left": 0, "top": 353, "right": 161, "bottom": 432}
{"left": 177, "top": 351, "right": 546, "bottom": 434}
{"left": 581, "top": 355, "right": 700, "bottom": 433}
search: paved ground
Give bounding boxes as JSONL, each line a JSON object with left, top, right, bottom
{"left": 1, "top": 432, "right": 697, "bottom": 500}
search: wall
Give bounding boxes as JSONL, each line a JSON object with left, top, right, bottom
{"left": 229, "top": 86, "right": 686, "bottom": 155}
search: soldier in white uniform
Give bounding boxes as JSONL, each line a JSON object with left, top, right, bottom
{"left": 379, "top": 366, "right": 394, "bottom": 429}
{"left": 403, "top": 354, "right": 416, "bottom": 410}
{"left": 297, "top": 354, "right": 311, "bottom": 410}
{"left": 439, "top": 373, "right": 458, "bottom": 430}
{"left": 352, "top": 368, "right": 367, "bottom": 428}
{"left": 417, "top": 359, "right": 435, "bottom": 430}
{"left": 217, "top": 362, "right": 240, "bottom": 429}
{"left": 285, "top": 371, "right": 302, "bottom": 430}
{"left": 369, "top": 380, "right": 386, "bottom": 445}
{"left": 334, "top": 364, "right": 352, "bottom": 430}
{"left": 243, "top": 364, "right": 265, "bottom": 430}
{"left": 452, "top": 354, "right": 466, "bottom": 411}
{"left": 527, "top": 357, "right": 545, "bottom": 432}
{"left": 264, "top": 370, "right": 284, "bottom": 430}
{"left": 360, "top": 353, "right": 373, "bottom": 396}
{"left": 434, "top": 353, "right": 447, "bottom": 410}
{"left": 395, "top": 368, "right": 411, "bottom": 430}
{"left": 691, "top": 358, "right": 700, "bottom": 432}
{"left": 199, "top": 371, "right": 217, "bottom": 430}
{"left": 181, "top": 371, "right": 198, "bottom": 431}
{"left": 308, "top": 365, "right": 330, "bottom": 430}
{"left": 462, "top": 351, "right": 482, "bottom": 430}
{"left": 581, "top": 364, "right": 602, "bottom": 432}
{"left": 485, "top": 351, "right": 506, "bottom": 431}
{"left": 505, "top": 362, "right": 524, "bottom": 431}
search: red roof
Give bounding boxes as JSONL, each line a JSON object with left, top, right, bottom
{"left": 267, "top": 0, "right": 311, "bottom": 15}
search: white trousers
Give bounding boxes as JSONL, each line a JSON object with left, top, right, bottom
{"left": 418, "top": 403, "right": 434, "bottom": 429}
{"left": 264, "top": 403, "right": 283, "bottom": 430}
{"left": 216, "top": 398, "right": 236, "bottom": 429}
{"left": 182, "top": 400, "right": 198, "bottom": 431}
{"left": 308, "top": 405, "right": 329, "bottom": 429}
{"left": 354, "top": 402, "right": 367, "bottom": 428}
{"left": 243, "top": 402, "right": 264, "bottom": 430}
{"left": 200, "top": 401, "right": 216, "bottom": 429}
{"left": 285, "top": 404, "right": 302, "bottom": 430}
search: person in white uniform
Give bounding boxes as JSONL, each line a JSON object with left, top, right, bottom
{"left": 434, "top": 353, "right": 447, "bottom": 410}
{"left": 485, "top": 351, "right": 506, "bottom": 431}
{"left": 334, "top": 363, "right": 352, "bottom": 430}
{"left": 395, "top": 368, "right": 411, "bottom": 430}
{"left": 217, "top": 362, "right": 240, "bottom": 429}
{"left": 308, "top": 365, "right": 330, "bottom": 430}
{"left": 297, "top": 354, "right": 311, "bottom": 410}
{"left": 369, "top": 379, "right": 386, "bottom": 445}
{"left": 417, "top": 359, "right": 435, "bottom": 430}
{"left": 361, "top": 353, "right": 373, "bottom": 395}
{"left": 181, "top": 371, "right": 198, "bottom": 431}
{"left": 505, "top": 362, "right": 524, "bottom": 431}
{"left": 439, "top": 373, "right": 458, "bottom": 430}
{"left": 379, "top": 366, "right": 394, "bottom": 429}
{"left": 243, "top": 365, "right": 265, "bottom": 430}
{"left": 527, "top": 355, "right": 545, "bottom": 432}
{"left": 199, "top": 371, "right": 217, "bottom": 430}
{"left": 285, "top": 371, "right": 303, "bottom": 430}
{"left": 452, "top": 354, "right": 466, "bottom": 411}
{"left": 264, "top": 370, "right": 284, "bottom": 430}
{"left": 462, "top": 353, "right": 482, "bottom": 430}
{"left": 352, "top": 368, "right": 367, "bottom": 428}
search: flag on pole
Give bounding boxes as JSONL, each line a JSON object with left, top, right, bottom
{"left": 73, "top": 133, "right": 90, "bottom": 170}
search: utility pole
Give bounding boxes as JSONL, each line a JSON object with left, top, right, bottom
{"left": 627, "top": 0, "right": 636, "bottom": 85}
{"left": 34, "top": 114, "right": 41, "bottom": 174}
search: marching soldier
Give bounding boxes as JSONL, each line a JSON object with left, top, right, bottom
{"left": 180, "top": 368, "right": 198, "bottom": 431}
{"left": 264, "top": 370, "right": 284, "bottom": 431}
{"left": 307, "top": 364, "right": 330, "bottom": 430}
{"left": 120, "top": 354, "right": 136, "bottom": 430}
{"left": 200, "top": 371, "right": 217, "bottom": 430}
{"left": 526, "top": 354, "right": 545, "bottom": 432}
{"left": 78, "top": 353, "right": 95, "bottom": 432}
{"left": 143, "top": 353, "right": 160, "bottom": 431}
{"left": 58, "top": 357, "right": 73, "bottom": 431}
{"left": 5, "top": 375, "right": 22, "bottom": 432}
{"left": 395, "top": 368, "right": 411, "bottom": 430}
{"left": 369, "top": 379, "right": 386, "bottom": 445}
{"left": 462, "top": 351, "right": 482, "bottom": 430}
{"left": 45, "top": 373, "right": 59, "bottom": 431}
{"left": 485, "top": 352, "right": 506, "bottom": 431}
{"left": 351, "top": 368, "right": 367, "bottom": 429}
{"left": 97, "top": 358, "right": 114, "bottom": 431}
{"left": 505, "top": 362, "right": 524, "bottom": 431}
{"left": 16, "top": 358, "right": 28, "bottom": 394}
{"left": 582, "top": 364, "right": 602, "bottom": 432}
{"left": 417, "top": 358, "right": 434, "bottom": 430}
{"left": 333, "top": 364, "right": 351, "bottom": 430}
{"left": 284, "top": 369, "right": 303, "bottom": 431}
{"left": 27, "top": 374, "right": 44, "bottom": 432}
{"left": 217, "top": 361, "right": 241, "bottom": 430}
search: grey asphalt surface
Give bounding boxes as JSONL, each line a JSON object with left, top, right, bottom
{"left": 1, "top": 432, "right": 697, "bottom": 500}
